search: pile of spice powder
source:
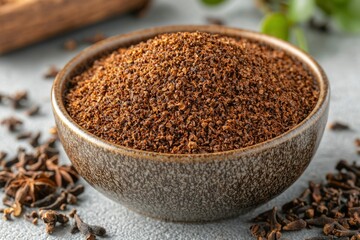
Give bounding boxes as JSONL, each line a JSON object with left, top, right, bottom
{"left": 65, "top": 32, "right": 319, "bottom": 154}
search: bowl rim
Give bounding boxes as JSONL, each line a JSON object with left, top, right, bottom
{"left": 51, "top": 25, "right": 330, "bottom": 162}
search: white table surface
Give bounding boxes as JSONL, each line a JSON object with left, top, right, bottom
{"left": 1, "top": 0, "right": 360, "bottom": 239}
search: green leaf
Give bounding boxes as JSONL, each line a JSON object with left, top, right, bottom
{"left": 293, "top": 27, "right": 308, "bottom": 51}
{"left": 261, "top": 13, "right": 290, "bottom": 40}
{"left": 334, "top": 0, "right": 360, "bottom": 32}
{"left": 201, "top": 0, "right": 226, "bottom": 6}
{"left": 288, "top": 0, "right": 315, "bottom": 23}
{"left": 316, "top": 0, "right": 351, "bottom": 15}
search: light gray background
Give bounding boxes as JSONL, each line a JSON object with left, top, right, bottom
{"left": 1, "top": 0, "right": 360, "bottom": 239}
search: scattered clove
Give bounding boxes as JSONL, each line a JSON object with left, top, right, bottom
{"left": 282, "top": 219, "right": 307, "bottom": 231}
{"left": 28, "top": 131, "right": 41, "bottom": 147}
{"left": 306, "top": 215, "right": 335, "bottom": 227}
{"left": 1, "top": 116, "right": 23, "bottom": 132}
{"left": 24, "top": 210, "right": 39, "bottom": 225}
{"left": 31, "top": 192, "right": 59, "bottom": 208}
{"left": 329, "top": 122, "right": 350, "bottom": 131}
{"left": 206, "top": 17, "right": 225, "bottom": 25}
{"left": 9, "top": 90, "right": 28, "bottom": 109}
{"left": 63, "top": 39, "right": 78, "bottom": 51}
{"left": 25, "top": 105, "right": 40, "bottom": 116}
{"left": 73, "top": 213, "right": 106, "bottom": 239}
{"left": 44, "top": 65, "right": 60, "bottom": 79}
{"left": 40, "top": 191, "right": 67, "bottom": 211}
{"left": 69, "top": 208, "right": 77, "bottom": 218}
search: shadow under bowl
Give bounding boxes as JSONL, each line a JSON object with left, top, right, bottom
{"left": 51, "top": 25, "right": 330, "bottom": 222}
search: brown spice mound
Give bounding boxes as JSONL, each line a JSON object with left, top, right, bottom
{"left": 65, "top": 32, "right": 319, "bottom": 154}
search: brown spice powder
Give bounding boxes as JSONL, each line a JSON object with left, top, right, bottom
{"left": 65, "top": 32, "right": 319, "bottom": 154}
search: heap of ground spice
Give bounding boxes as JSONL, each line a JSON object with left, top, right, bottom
{"left": 65, "top": 32, "right": 319, "bottom": 154}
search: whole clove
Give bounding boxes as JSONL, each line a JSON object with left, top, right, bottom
{"left": 44, "top": 65, "right": 59, "bottom": 79}
{"left": 0, "top": 90, "right": 29, "bottom": 109}
{"left": 69, "top": 208, "right": 77, "bottom": 218}
{"left": 25, "top": 105, "right": 40, "bottom": 116}
{"left": 28, "top": 131, "right": 41, "bottom": 147}
{"left": 206, "top": 17, "right": 225, "bottom": 25}
{"left": 40, "top": 191, "right": 67, "bottom": 211}
{"left": 31, "top": 192, "right": 59, "bottom": 208}
{"left": 73, "top": 213, "right": 106, "bottom": 239}
{"left": 1, "top": 116, "right": 23, "bottom": 132}
{"left": 306, "top": 215, "right": 335, "bottom": 227}
{"left": 63, "top": 39, "right": 78, "bottom": 51}
{"left": 282, "top": 219, "right": 307, "bottom": 231}
{"left": 0, "top": 89, "right": 87, "bottom": 237}
{"left": 329, "top": 122, "right": 350, "bottom": 131}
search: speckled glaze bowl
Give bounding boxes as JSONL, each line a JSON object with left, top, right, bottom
{"left": 51, "top": 25, "right": 330, "bottom": 222}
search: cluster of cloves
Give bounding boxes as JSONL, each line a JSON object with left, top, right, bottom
{"left": 0, "top": 89, "right": 107, "bottom": 239}
{"left": 0, "top": 131, "right": 83, "bottom": 219}
{"left": 22, "top": 208, "right": 106, "bottom": 239}
{"left": 250, "top": 159, "right": 360, "bottom": 240}
{"left": 69, "top": 209, "right": 107, "bottom": 240}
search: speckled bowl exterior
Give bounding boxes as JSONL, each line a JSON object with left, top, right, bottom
{"left": 51, "top": 25, "right": 330, "bottom": 222}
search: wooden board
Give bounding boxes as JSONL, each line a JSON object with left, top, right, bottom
{"left": 0, "top": 0, "right": 149, "bottom": 54}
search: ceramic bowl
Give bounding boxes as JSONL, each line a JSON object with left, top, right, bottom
{"left": 51, "top": 25, "right": 330, "bottom": 222}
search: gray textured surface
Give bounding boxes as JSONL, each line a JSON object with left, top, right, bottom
{"left": 0, "top": 0, "right": 359, "bottom": 239}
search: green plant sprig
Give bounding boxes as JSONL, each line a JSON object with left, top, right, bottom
{"left": 201, "top": 0, "right": 360, "bottom": 51}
